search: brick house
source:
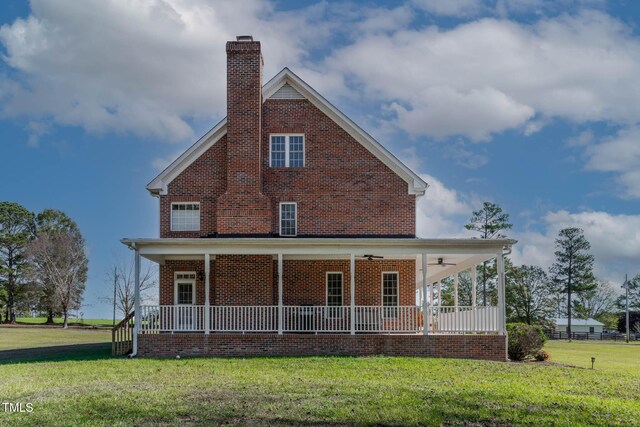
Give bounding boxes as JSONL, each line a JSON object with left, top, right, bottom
{"left": 119, "top": 36, "right": 515, "bottom": 361}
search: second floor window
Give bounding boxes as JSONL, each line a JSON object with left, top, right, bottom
{"left": 279, "top": 202, "right": 297, "bottom": 236}
{"left": 270, "top": 135, "right": 304, "bottom": 167}
{"left": 171, "top": 203, "right": 200, "bottom": 231}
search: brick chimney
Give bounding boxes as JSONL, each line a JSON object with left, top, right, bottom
{"left": 216, "top": 36, "right": 271, "bottom": 236}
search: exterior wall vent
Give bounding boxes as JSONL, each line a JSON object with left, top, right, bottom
{"left": 269, "top": 83, "right": 305, "bottom": 100}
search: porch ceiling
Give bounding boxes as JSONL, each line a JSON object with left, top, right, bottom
{"left": 121, "top": 237, "right": 515, "bottom": 285}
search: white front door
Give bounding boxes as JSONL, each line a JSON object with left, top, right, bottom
{"left": 174, "top": 273, "right": 196, "bottom": 331}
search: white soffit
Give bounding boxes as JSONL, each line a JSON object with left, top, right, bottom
{"left": 147, "top": 68, "right": 428, "bottom": 196}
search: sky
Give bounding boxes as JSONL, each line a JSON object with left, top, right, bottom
{"left": 1, "top": 0, "right": 639, "bottom": 318}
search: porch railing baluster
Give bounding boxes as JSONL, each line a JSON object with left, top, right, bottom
{"left": 137, "top": 304, "right": 500, "bottom": 335}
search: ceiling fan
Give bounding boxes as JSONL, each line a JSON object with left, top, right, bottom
{"left": 428, "top": 257, "right": 456, "bottom": 267}
{"left": 362, "top": 254, "right": 384, "bottom": 261}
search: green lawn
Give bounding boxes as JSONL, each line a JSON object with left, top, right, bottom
{"left": 0, "top": 326, "right": 111, "bottom": 351}
{"left": 545, "top": 340, "right": 640, "bottom": 373}
{"left": 16, "top": 317, "right": 114, "bottom": 327}
{"left": 0, "top": 335, "right": 638, "bottom": 426}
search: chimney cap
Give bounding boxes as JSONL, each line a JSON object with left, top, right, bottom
{"left": 236, "top": 35, "right": 254, "bottom": 42}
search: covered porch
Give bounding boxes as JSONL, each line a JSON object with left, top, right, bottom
{"left": 118, "top": 238, "right": 514, "bottom": 358}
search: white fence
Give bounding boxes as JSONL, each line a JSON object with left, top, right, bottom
{"left": 139, "top": 305, "right": 499, "bottom": 334}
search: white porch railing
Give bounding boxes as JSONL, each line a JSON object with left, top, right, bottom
{"left": 212, "top": 306, "right": 278, "bottom": 332}
{"left": 139, "top": 305, "right": 499, "bottom": 334}
{"left": 430, "top": 306, "right": 499, "bottom": 333}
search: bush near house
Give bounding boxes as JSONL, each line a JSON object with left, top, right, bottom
{"left": 507, "top": 322, "right": 546, "bottom": 361}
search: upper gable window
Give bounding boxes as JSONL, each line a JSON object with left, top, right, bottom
{"left": 270, "top": 135, "right": 304, "bottom": 168}
{"left": 171, "top": 203, "right": 200, "bottom": 231}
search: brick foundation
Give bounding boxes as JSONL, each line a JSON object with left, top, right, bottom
{"left": 138, "top": 333, "right": 507, "bottom": 361}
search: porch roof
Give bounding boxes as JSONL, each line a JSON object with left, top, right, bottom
{"left": 121, "top": 237, "right": 516, "bottom": 285}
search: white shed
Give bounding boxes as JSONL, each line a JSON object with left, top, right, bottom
{"left": 553, "top": 318, "right": 604, "bottom": 333}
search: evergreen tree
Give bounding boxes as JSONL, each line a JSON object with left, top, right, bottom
{"left": 465, "top": 202, "right": 512, "bottom": 305}
{"left": 549, "top": 227, "right": 596, "bottom": 337}
{"left": 0, "top": 202, "right": 35, "bottom": 323}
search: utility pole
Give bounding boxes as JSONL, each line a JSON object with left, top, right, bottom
{"left": 625, "top": 274, "right": 630, "bottom": 344}
{"left": 112, "top": 267, "right": 118, "bottom": 327}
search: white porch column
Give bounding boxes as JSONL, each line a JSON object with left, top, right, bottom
{"left": 132, "top": 249, "right": 141, "bottom": 355}
{"left": 204, "top": 253, "right": 210, "bottom": 334}
{"left": 429, "top": 280, "right": 435, "bottom": 331}
{"left": 430, "top": 280, "right": 435, "bottom": 305}
{"left": 497, "top": 252, "right": 506, "bottom": 335}
{"left": 437, "top": 281, "right": 442, "bottom": 306}
{"left": 454, "top": 273, "right": 459, "bottom": 309}
{"left": 421, "top": 253, "right": 428, "bottom": 335}
{"left": 350, "top": 253, "right": 355, "bottom": 335}
{"left": 278, "top": 253, "right": 283, "bottom": 335}
{"left": 471, "top": 266, "right": 477, "bottom": 308}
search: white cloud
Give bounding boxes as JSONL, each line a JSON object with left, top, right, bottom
{"left": 321, "top": 11, "right": 640, "bottom": 141}
{"left": 416, "top": 174, "right": 474, "bottom": 237}
{"left": 584, "top": 126, "right": 640, "bottom": 199}
{"left": 566, "top": 129, "right": 594, "bottom": 147}
{"left": 0, "top": 0, "right": 333, "bottom": 142}
{"left": 511, "top": 210, "right": 640, "bottom": 285}
{"left": 392, "top": 86, "right": 534, "bottom": 141}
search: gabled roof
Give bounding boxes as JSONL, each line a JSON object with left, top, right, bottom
{"left": 553, "top": 318, "right": 604, "bottom": 326}
{"left": 147, "top": 68, "right": 428, "bottom": 196}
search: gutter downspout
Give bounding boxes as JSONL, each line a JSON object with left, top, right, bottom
{"left": 128, "top": 243, "right": 140, "bottom": 358}
{"left": 501, "top": 245, "right": 512, "bottom": 361}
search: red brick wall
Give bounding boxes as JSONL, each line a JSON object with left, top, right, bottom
{"left": 214, "top": 255, "right": 273, "bottom": 305}
{"left": 216, "top": 40, "right": 271, "bottom": 234}
{"left": 276, "top": 259, "right": 414, "bottom": 306}
{"left": 160, "top": 260, "right": 213, "bottom": 305}
{"left": 159, "top": 257, "right": 415, "bottom": 307}
{"left": 160, "top": 137, "right": 227, "bottom": 238}
{"left": 263, "top": 99, "right": 415, "bottom": 237}
{"left": 159, "top": 59, "right": 415, "bottom": 238}
{"left": 138, "top": 333, "right": 508, "bottom": 361}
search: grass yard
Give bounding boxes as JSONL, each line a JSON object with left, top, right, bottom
{"left": 0, "top": 334, "right": 638, "bottom": 427}
{"left": 0, "top": 326, "right": 111, "bottom": 351}
{"left": 16, "top": 317, "right": 114, "bottom": 327}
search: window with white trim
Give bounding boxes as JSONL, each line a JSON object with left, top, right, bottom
{"left": 326, "top": 272, "right": 343, "bottom": 304}
{"left": 171, "top": 203, "right": 200, "bottom": 231}
{"left": 382, "top": 272, "right": 399, "bottom": 318}
{"left": 279, "top": 202, "right": 297, "bottom": 236}
{"left": 174, "top": 272, "right": 196, "bottom": 305}
{"left": 270, "top": 134, "right": 305, "bottom": 167}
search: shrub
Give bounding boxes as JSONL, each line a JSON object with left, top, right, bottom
{"left": 534, "top": 350, "right": 550, "bottom": 361}
{"left": 507, "top": 323, "right": 547, "bottom": 361}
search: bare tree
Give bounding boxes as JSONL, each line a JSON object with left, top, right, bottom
{"left": 105, "top": 260, "right": 157, "bottom": 319}
{"left": 573, "top": 280, "right": 618, "bottom": 320}
{"left": 27, "top": 232, "right": 88, "bottom": 328}
{"left": 33, "top": 209, "right": 80, "bottom": 323}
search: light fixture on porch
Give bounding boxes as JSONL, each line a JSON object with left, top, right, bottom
{"left": 362, "top": 255, "right": 383, "bottom": 261}
{"left": 197, "top": 271, "right": 204, "bottom": 281}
